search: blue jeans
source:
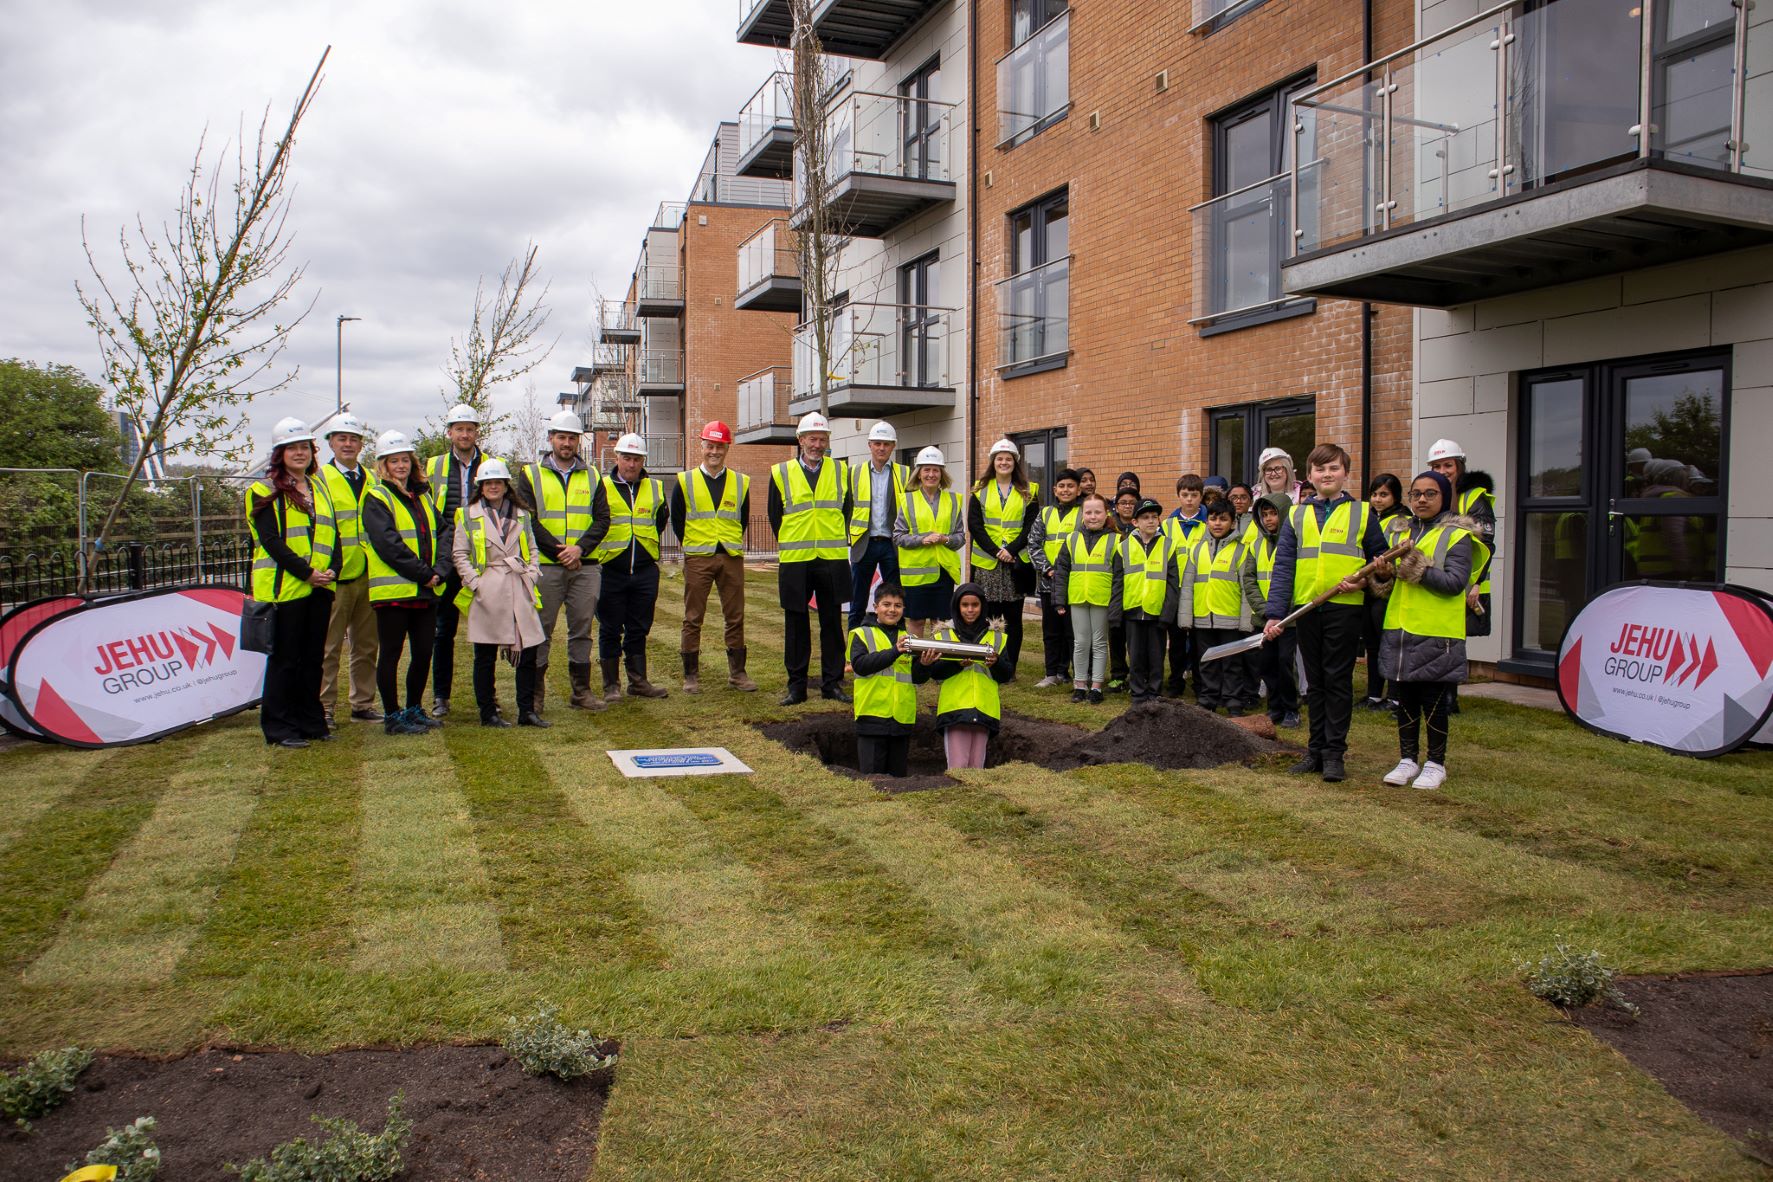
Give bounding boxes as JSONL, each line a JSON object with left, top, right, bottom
{"left": 848, "top": 536, "right": 899, "bottom": 628}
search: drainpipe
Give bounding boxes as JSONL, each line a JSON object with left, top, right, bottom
{"left": 1359, "top": 0, "right": 1376, "bottom": 493}
{"left": 967, "top": 0, "right": 980, "bottom": 487}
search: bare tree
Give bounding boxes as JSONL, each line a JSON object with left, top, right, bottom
{"left": 438, "top": 242, "right": 556, "bottom": 441}
{"left": 787, "top": 0, "right": 845, "bottom": 417}
{"left": 77, "top": 49, "right": 328, "bottom": 586}
{"left": 503, "top": 381, "right": 551, "bottom": 464}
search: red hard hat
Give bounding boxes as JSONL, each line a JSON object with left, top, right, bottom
{"left": 700, "top": 420, "right": 733, "bottom": 444}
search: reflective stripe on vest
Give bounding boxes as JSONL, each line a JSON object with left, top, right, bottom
{"left": 679, "top": 467, "right": 748, "bottom": 555}
{"left": 1459, "top": 487, "right": 1494, "bottom": 592}
{"left": 528, "top": 461, "right": 596, "bottom": 565}
{"left": 1066, "top": 531, "right": 1113, "bottom": 606}
{"left": 848, "top": 461, "right": 907, "bottom": 545}
{"left": 364, "top": 484, "right": 437, "bottom": 603}
{"left": 1192, "top": 534, "right": 1248, "bottom": 626}
{"left": 1041, "top": 504, "right": 1079, "bottom": 565}
{"left": 932, "top": 624, "right": 1004, "bottom": 722}
{"left": 1383, "top": 523, "right": 1489, "bottom": 640}
{"left": 453, "top": 507, "right": 540, "bottom": 612}
{"left": 1290, "top": 499, "right": 1369, "bottom": 607}
{"left": 774, "top": 459, "right": 848, "bottom": 562}
{"left": 1119, "top": 532, "right": 1171, "bottom": 616}
{"left": 851, "top": 626, "right": 915, "bottom": 725}
{"left": 318, "top": 462, "right": 373, "bottom": 581}
{"left": 593, "top": 475, "right": 663, "bottom": 563}
{"left": 971, "top": 483, "right": 1031, "bottom": 571}
{"left": 247, "top": 480, "right": 336, "bottom": 604}
{"left": 1250, "top": 530, "right": 1278, "bottom": 601}
{"left": 898, "top": 489, "right": 962, "bottom": 587}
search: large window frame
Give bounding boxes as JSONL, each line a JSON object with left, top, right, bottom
{"left": 998, "top": 0, "right": 1070, "bottom": 148}
{"left": 1009, "top": 427, "right": 1069, "bottom": 503}
{"left": 900, "top": 57, "right": 942, "bottom": 182}
{"left": 898, "top": 251, "right": 943, "bottom": 390}
{"left": 1000, "top": 188, "right": 1071, "bottom": 377}
{"left": 1207, "top": 396, "right": 1316, "bottom": 488}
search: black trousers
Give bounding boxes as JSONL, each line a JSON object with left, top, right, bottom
{"left": 857, "top": 733, "right": 909, "bottom": 777}
{"left": 1109, "top": 622, "right": 1128, "bottom": 683}
{"left": 473, "top": 642, "right": 540, "bottom": 719}
{"left": 1362, "top": 596, "right": 1390, "bottom": 701}
{"left": 987, "top": 599, "right": 1026, "bottom": 672}
{"left": 1166, "top": 624, "right": 1193, "bottom": 695}
{"left": 1039, "top": 590, "right": 1072, "bottom": 677}
{"left": 1396, "top": 680, "right": 1453, "bottom": 764}
{"left": 432, "top": 576, "right": 463, "bottom": 699}
{"left": 1196, "top": 627, "right": 1257, "bottom": 709}
{"left": 1261, "top": 627, "right": 1299, "bottom": 721}
{"left": 260, "top": 590, "right": 332, "bottom": 744}
{"left": 1297, "top": 602, "right": 1364, "bottom": 758}
{"left": 377, "top": 604, "right": 437, "bottom": 713}
{"left": 598, "top": 562, "right": 659, "bottom": 663}
{"left": 779, "top": 559, "right": 849, "bottom": 691}
{"left": 1126, "top": 619, "right": 1167, "bottom": 701}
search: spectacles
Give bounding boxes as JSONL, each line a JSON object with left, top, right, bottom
{"left": 1407, "top": 489, "right": 1441, "bottom": 500}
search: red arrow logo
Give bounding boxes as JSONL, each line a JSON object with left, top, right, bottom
{"left": 210, "top": 623, "right": 235, "bottom": 660}
{"left": 1664, "top": 632, "right": 1686, "bottom": 683}
{"left": 171, "top": 629, "right": 200, "bottom": 669}
{"left": 1692, "top": 638, "right": 1719, "bottom": 689}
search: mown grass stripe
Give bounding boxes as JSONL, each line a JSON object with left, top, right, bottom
{"left": 0, "top": 744, "right": 89, "bottom": 857}
{"left": 24, "top": 742, "right": 259, "bottom": 987}
{"left": 352, "top": 748, "right": 506, "bottom": 973}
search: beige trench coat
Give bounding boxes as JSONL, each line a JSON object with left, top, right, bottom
{"left": 452, "top": 502, "right": 545, "bottom": 647}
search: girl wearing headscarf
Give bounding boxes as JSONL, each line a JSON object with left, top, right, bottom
{"left": 914, "top": 582, "right": 1014, "bottom": 769}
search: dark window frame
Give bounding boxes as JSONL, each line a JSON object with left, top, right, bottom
{"left": 900, "top": 56, "right": 942, "bottom": 181}
{"left": 898, "top": 251, "right": 943, "bottom": 390}
{"left": 999, "top": 0, "right": 1071, "bottom": 150}
{"left": 1009, "top": 426, "right": 1069, "bottom": 504}
{"left": 1002, "top": 189, "right": 1071, "bottom": 377}
{"left": 1207, "top": 396, "right": 1316, "bottom": 488}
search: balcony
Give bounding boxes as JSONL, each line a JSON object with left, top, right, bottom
{"left": 599, "top": 297, "right": 640, "bottom": 344}
{"left": 635, "top": 261, "right": 685, "bottom": 319}
{"left": 636, "top": 350, "right": 685, "bottom": 397}
{"left": 653, "top": 202, "right": 687, "bottom": 231}
{"left": 1188, "top": 175, "right": 1314, "bottom": 327}
{"left": 736, "top": 219, "right": 803, "bottom": 312}
{"left": 791, "top": 89, "right": 957, "bottom": 238}
{"left": 1283, "top": 0, "right": 1773, "bottom": 307}
{"left": 735, "top": 366, "right": 798, "bottom": 445}
{"left": 739, "top": 72, "right": 796, "bottom": 178}
{"left": 644, "top": 434, "right": 684, "bottom": 473}
{"left": 994, "top": 256, "right": 1070, "bottom": 371}
{"left": 737, "top": 0, "right": 793, "bottom": 48}
{"left": 811, "top": 0, "right": 945, "bottom": 59}
{"left": 997, "top": 10, "right": 1070, "bottom": 147}
{"left": 790, "top": 301, "right": 956, "bottom": 417}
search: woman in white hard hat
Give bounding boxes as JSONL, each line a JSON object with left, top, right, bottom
{"left": 968, "top": 439, "right": 1038, "bottom": 672}
{"left": 363, "top": 430, "right": 447, "bottom": 735}
{"left": 1257, "top": 447, "right": 1303, "bottom": 504}
{"left": 1426, "top": 437, "right": 1496, "bottom": 715}
{"left": 248, "top": 417, "right": 340, "bottom": 748}
{"left": 893, "top": 446, "right": 966, "bottom": 636}
{"left": 452, "top": 459, "right": 548, "bottom": 727}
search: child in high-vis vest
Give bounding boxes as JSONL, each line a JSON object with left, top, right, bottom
{"left": 849, "top": 582, "right": 915, "bottom": 777}
{"left": 1114, "top": 499, "right": 1179, "bottom": 704}
{"left": 1027, "top": 468, "right": 1082, "bottom": 688}
{"left": 1053, "top": 493, "right": 1116, "bottom": 703}
{"left": 1189, "top": 499, "right": 1256, "bottom": 714}
{"left": 916, "top": 582, "right": 1014, "bottom": 769}
{"left": 1241, "top": 493, "right": 1299, "bottom": 727}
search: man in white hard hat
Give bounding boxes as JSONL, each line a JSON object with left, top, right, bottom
{"left": 670, "top": 420, "right": 755, "bottom": 694}
{"left": 769, "top": 411, "right": 854, "bottom": 704}
{"left": 422, "top": 402, "right": 501, "bottom": 717}
{"left": 847, "top": 420, "right": 908, "bottom": 630}
{"left": 513, "top": 408, "right": 611, "bottom": 712}
{"left": 592, "top": 432, "right": 671, "bottom": 699}
{"left": 317, "top": 413, "right": 380, "bottom": 725}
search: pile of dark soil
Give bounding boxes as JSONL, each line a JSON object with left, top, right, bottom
{"left": 0, "top": 1044, "right": 612, "bottom": 1181}
{"left": 1567, "top": 968, "right": 1773, "bottom": 1162}
{"left": 760, "top": 698, "right": 1289, "bottom": 791}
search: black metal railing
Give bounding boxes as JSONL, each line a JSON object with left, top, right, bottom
{"left": 0, "top": 535, "right": 254, "bottom": 608}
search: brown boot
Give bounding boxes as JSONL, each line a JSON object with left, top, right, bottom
{"left": 626, "top": 655, "right": 669, "bottom": 699}
{"left": 569, "top": 662, "right": 603, "bottom": 711}
{"left": 727, "top": 647, "right": 757, "bottom": 692}
{"left": 681, "top": 652, "right": 701, "bottom": 695}
{"left": 533, "top": 674, "right": 547, "bottom": 716}
{"left": 601, "top": 658, "right": 624, "bottom": 702}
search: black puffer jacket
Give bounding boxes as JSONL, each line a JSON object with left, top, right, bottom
{"left": 1378, "top": 512, "right": 1480, "bottom": 685}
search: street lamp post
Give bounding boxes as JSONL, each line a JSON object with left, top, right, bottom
{"left": 335, "top": 314, "right": 361, "bottom": 412}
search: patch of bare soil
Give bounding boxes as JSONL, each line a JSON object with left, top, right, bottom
{"left": 0, "top": 1044, "right": 612, "bottom": 1181}
{"left": 1567, "top": 969, "right": 1773, "bottom": 1162}
{"left": 760, "top": 698, "right": 1291, "bottom": 792}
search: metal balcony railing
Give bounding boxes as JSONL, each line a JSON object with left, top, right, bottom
{"left": 653, "top": 202, "right": 688, "bottom": 231}
{"left": 997, "top": 10, "right": 1070, "bottom": 146}
{"left": 737, "top": 366, "right": 793, "bottom": 435}
{"left": 994, "top": 256, "right": 1070, "bottom": 368}
{"left": 740, "top": 71, "right": 794, "bottom": 162}
{"left": 639, "top": 261, "right": 683, "bottom": 303}
{"left": 1289, "top": 0, "right": 1771, "bottom": 257}
{"left": 1187, "top": 175, "right": 1307, "bottom": 323}
{"left": 599, "top": 297, "right": 638, "bottom": 339}
{"left": 796, "top": 88, "right": 958, "bottom": 197}
{"left": 738, "top": 219, "right": 798, "bottom": 296}
{"left": 792, "top": 302, "right": 956, "bottom": 400}
{"left": 644, "top": 433, "right": 684, "bottom": 472}
{"left": 638, "top": 350, "right": 684, "bottom": 386}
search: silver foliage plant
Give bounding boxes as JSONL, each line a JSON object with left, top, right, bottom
{"left": 1520, "top": 938, "right": 1641, "bottom": 1016}
{"left": 502, "top": 1003, "right": 618, "bottom": 1080}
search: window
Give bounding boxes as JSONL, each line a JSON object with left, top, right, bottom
{"left": 998, "top": 190, "right": 1070, "bottom": 374}
{"left": 1190, "top": 0, "right": 1270, "bottom": 35}
{"left": 1010, "top": 427, "right": 1069, "bottom": 502}
{"left": 1195, "top": 79, "right": 1315, "bottom": 333}
{"left": 1207, "top": 397, "right": 1315, "bottom": 487}
{"left": 898, "top": 252, "right": 944, "bottom": 389}
{"left": 900, "top": 58, "right": 942, "bottom": 181}
{"left": 1512, "top": 349, "right": 1729, "bottom": 670}
{"left": 999, "top": 1, "right": 1070, "bottom": 147}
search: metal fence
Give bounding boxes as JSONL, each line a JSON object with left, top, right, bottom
{"left": 1, "top": 535, "right": 255, "bottom": 607}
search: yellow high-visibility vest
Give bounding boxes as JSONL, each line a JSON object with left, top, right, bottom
{"left": 317, "top": 462, "right": 374, "bottom": 581}
{"left": 527, "top": 461, "right": 597, "bottom": 565}
{"left": 452, "top": 506, "right": 542, "bottom": 612}
{"left": 848, "top": 460, "right": 908, "bottom": 545}
{"left": 247, "top": 479, "right": 337, "bottom": 604}
{"left": 593, "top": 475, "right": 664, "bottom": 563}
{"left": 1119, "top": 531, "right": 1171, "bottom": 616}
{"left": 1384, "top": 523, "right": 1491, "bottom": 639}
{"left": 364, "top": 485, "right": 438, "bottom": 604}
{"left": 1290, "top": 499, "right": 1370, "bottom": 607}
{"left": 1065, "top": 531, "right": 1114, "bottom": 606}
{"left": 851, "top": 626, "right": 915, "bottom": 725}
{"left": 897, "top": 489, "right": 962, "bottom": 586}
{"left": 774, "top": 458, "right": 848, "bottom": 563}
{"left": 971, "top": 482, "right": 1031, "bottom": 571}
{"left": 678, "top": 467, "right": 748, "bottom": 556}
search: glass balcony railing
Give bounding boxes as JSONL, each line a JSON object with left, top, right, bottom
{"left": 1291, "top": 0, "right": 1772, "bottom": 256}
{"left": 739, "top": 72, "right": 794, "bottom": 162}
{"left": 737, "top": 366, "right": 793, "bottom": 433}
{"left": 1189, "top": 0, "right": 1264, "bottom": 31}
{"left": 796, "top": 89, "right": 958, "bottom": 200}
{"left": 994, "top": 256, "right": 1070, "bottom": 368}
{"left": 653, "top": 202, "right": 687, "bottom": 231}
{"left": 737, "top": 219, "right": 798, "bottom": 296}
{"left": 1187, "top": 174, "right": 1306, "bottom": 322}
{"left": 639, "top": 261, "right": 683, "bottom": 303}
{"left": 644, "top": 433, "right": 684, "bottom": 472}
{"left": 598, "top": 298, "right": 637, "bottom": 339}
{"left": 792, "top": 302, "right": 955, "bottom": 401}
{"left": 997, "top": 10, "right": 1070, "bottom": 146}
{"left": 638, "top": 349, "right": 684, "bottom": 386}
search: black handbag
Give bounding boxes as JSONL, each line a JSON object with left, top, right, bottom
{"left": 240, "top": 598, "right": 275, "bottom": 654}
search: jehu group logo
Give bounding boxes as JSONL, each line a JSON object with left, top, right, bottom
{"left": 1603, "top": 622, "right": 1719, "bottom": 690}
{"left": 91, "top": 623, "right": 237, "bottom": 693}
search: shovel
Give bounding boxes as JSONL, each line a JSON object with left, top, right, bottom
{"left": 1199, "top": 540, "right": 1417, "bottom": 664}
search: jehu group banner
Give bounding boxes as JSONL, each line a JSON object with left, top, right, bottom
{"left": 0, "top": 595, "right": 85, "bottom": 741}
{"left": 4, "top": 586, "right": 266, "bottom": 748}
{"left": 1557, "top": 582, "right": 1773, "bottom": 757}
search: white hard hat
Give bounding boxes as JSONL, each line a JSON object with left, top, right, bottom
{"left": 1426, "top": 438, "right": 1466, "bottom": 463}
{"left": 1627, "top": 447, "right": 1653, "bottom": 465}
{"left": 988, "top": 438, "right": 1019, "bottom": 459}
{"left": 1257, "top": 446, "right": 1292, "bottom": 470}
{"left": 476, "top": 458, "right": 514, "bottom": 483}
{"left": 375, "top": 429, "right": 416, "bottom": 458}
{"left": 797, "top": 411, "right": 830, "bottom": 436}
{"left": 445, "top": 402, "right": 481, "bottom": 427}
{"left": 913, "top": 445, "right": 946, "bottom": 468}
{"left": 548, "top": 409, "right": 584, "bottom": 435}
{"left": 272, "top": 416, "right": 316, "bottom": 448}
{"left": 613, "top": 432, "right": 647, "bottom": 456}
{"left": 326, "top": 413, "right": 367, "bottom": 440}
{"left": 867, "top": 421, "right": 897, "bottom": 444}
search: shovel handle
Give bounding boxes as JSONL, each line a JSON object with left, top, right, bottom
{"left": 1269, "top": 539, "right": 1417, "bottom": 631}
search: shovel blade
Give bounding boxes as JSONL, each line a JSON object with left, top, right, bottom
{"left": 1200, "top": 633, "right": 1265, "bottom": 663}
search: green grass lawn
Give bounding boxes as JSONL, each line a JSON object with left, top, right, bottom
{"left": 3, "top": 565, "right": 1771, "bottom": 1178}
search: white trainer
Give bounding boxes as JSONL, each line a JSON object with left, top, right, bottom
{"left": 1034, "top": 675, "right": 1064, "bottom": 689}
{"left": 1411, "top": 761, "right": 1448, "bottom": 790}
{"left": 1382, "top": 758, "right": 1420, "bottom": 786}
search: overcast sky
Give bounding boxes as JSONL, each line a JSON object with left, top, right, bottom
{"left": 0, "top": 0, "right": 775, "bottom": 460}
